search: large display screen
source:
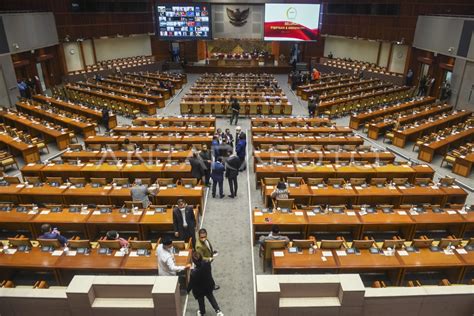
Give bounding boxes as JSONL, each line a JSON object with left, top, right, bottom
{"left": 156, "top": 4, "right": 211, "bottom": 39}
{"left": 264, "top": 4, "right": 321, "bottom": 41}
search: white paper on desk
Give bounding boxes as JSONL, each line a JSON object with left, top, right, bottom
{"left": 129, "top": 251, "right": 139, "bottom": 257}
{"left": 397, "top": 211, "right": 407, "bottom": 215}
{"left": 359, "top": 210, "right": 367, "bottom": 216}
{"left": 265, "top": 185, "right": 274, "bottom": 190}
{"left": 273, "top": 251, "right": 284, "bottom": 257}
{"left": 80, "top": 211, "right": 89, "bottom": 215}
{"left": 256, "top": 164, "right": 263, "bottom": 168}
{"left": 409, "top": 211, "right": 419, "bottom": 216}
{"left": 16, "top": 184, "right": 25, "bottom": 188}
{"left": 355, "top": 186, "right": 363, "bottom": 190}
{"left": 194, "top": 186, "right": 202, "bottom": 190}
{"left": 443, "top": 249, "right": 455, "bottom": 255}
{"left": 86, "top": 163, "right": 93, "bottom": 166}
{"left": 456, "top": 248, "right": 468, "bottom": 255}
{"left": 399, "top": 186, "right": 406, "bottom": 189}
{"left": 447, "top": 210, "right": 457, "bottom": 215}
{"left": 322, "top": 251, "right": 332, "bottom": 257}
{"left": 66, "top": 251, "right": 77, "bottom": 256}
{"left": 26, "top": 185, "right": 33, "bottom": 188}
{"left": 28, "top": 210, "right": 37, "bottom": 215}
{"left": 132, "top": 211, "right": 142, "bottom": 216}
{"left": 145, "top": 211, "right": 155, "bottom": 216}
{"left": 114, "top": 251, "right": 125, "bottom": 257}
{"left": 254, "top": 211, "right": 263, "bottom": 216}
{"left": 92, "top": 211, "right": 101, "bottom": 215}
{"left": 458, "top": 210, "right": 467, "bottom": 215}
{"left": 311, "top": 186, "right": 319, "bottom": 190}
{"left": 40, "top": 210, "right": 50, "bottom": 215}
{"left": 321, "top": 256, "right": 327, "bottom": 261}
{"left": 452, "top": 185, "right": 460, "bottom": 189}
{"left": 5, "top": 249, "right": 17, "bottom": 255}
{"left": 307, "top": 211, "right": 316, "bottom": 216}
{"left": 59, "top": 185, "right": 68, "bottom": 189}
{"left": 347, "top": 211, "right": 356, "bottom": 216}
{"left": 51, "top": 250, "right": 63, "bottom": 256}
{"left": 294, "top": 211, "right": 304, "bottom": 216}
{"left": 104, "top": 186, "right": 112, "bottom": 190}
{"left": 179, "top": 251, "right": 189, "bottom": 256}
{"left": 336, "top": 250, "right": 347, "bottom": 256}
{"left": 431, "top": 185, "right": 439, "bottom": 189}
{"left": 397, "top": 250, "right": 409, "bottom": 256}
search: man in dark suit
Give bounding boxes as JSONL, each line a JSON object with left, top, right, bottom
{"left": 173, "top": 199, "right": 196, "bottom": 247}
{"left": 199, "top": 145, "right": 212, "bottom": 186}
{"left": 235, "top": 126, "right": 246, "bottom": 149}
{"left": 188, "top": 152, "right": 206, "bottom": 184}
{"left": 225, "top": 153, "right": 240, "bottom": 198}
{"left": 210, "top": 157, "right": 225, "bottom": 198}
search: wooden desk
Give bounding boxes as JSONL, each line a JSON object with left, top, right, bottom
{"left": 84, "top": 135, "right": 212, "bottom": 147}
{"left": 1, "top": 111, "right": 70, "bottom": 150}
{"left": 262, "top": 184, "right": 312, "bottom": 207}
{"left": 453, "top": 151, "right": 474, "bottom": 177}
{"left": 272, "top": 249, "right": 338, "bottom": 274}
{"left": 252, "top": 135, "right": 364, "bottom": 147}
{"left": 0, "top": 133, "right": 39, "bottom": 163}
{"left": 33, "top": 95, "right": 118, "bottom": 129}
{"left": 252, "top": 209, "right": 308, "bottom": 244}
{"left": 112, "top": 126, "right": 214, "bottom": 135}
{"left": 134, "top": 116, "right": 215, "bottom": 126}
{"left": 306, "top": 209, "right": 361, "bottom": 239}
{"left": 104, "top": 76, "right": 172, "bottom": 99}
{"left": 16, "top": 102, "right": 96, "bottom": 138}
{"left": 418, "top": 127, "right": 474, "bottom": 162}
{"left": 391, "top": 110, "right": 472, "bottom": 148}
{"left": 61, "top": 149, "right": 194, "bottom": 162}
{"left": 409, "top": 208, "right": 467, "bottom": 239}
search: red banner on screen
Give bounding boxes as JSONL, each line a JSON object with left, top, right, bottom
{"left": 264, "top": 21, "right": 319, "bottom": 41}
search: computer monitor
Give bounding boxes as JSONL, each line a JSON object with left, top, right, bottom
{"left": 320, "top": 240, "right": 344, "bottom": 249}
{"left": 411, "top": 238, "right": 434, "bottom": 249}
{"left": 352, "top": 240, "right": 375, "bottom": 249}
{"left": 382, "top": 239, "right": 406, "bottom": 249}
{"left": 437, "top": 238, "right": 462, "bottom": 249}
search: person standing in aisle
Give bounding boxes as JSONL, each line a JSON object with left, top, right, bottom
{"left": 225, "top": 153, "right": 240, "bottom": 198}
{"left": 187, "top": 252, "right": 224, "bottom": 316}
{"left": 199, "top": 145, "right": 212, "bottom": 187}
{"left": 235, "top": 133, "right": 247, "bottom": 171}
{"left": 210, "top": 157, "right": 225, "bottom": 198}
{"left": 229, "top": 96, "right": 240, "bottom": 125}
{"left": 172, "top": 199, "right": 196, "bottom": 247}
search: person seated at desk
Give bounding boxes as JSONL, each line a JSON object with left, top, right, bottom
{"left": 39, "top": 223, "right": 68, "bottom": 246}
{"left": 106, "top": 230, "right": 129, "bottom": 248}
{"left": 258, "top": 225, "right": 289, "bottom": 253}
{"left": 131, "top": 178, "right": 157, "bottom": 208}
{"left": 271, "top": 182, "right": 289, "bottom": 200}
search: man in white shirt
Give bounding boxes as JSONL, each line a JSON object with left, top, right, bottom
{"left": 157, "top": 236, "right": 191, "bottom": 276}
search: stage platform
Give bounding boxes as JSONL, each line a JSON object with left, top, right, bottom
{"left": 185, "top": 60, "right": 292, "bottom": 74}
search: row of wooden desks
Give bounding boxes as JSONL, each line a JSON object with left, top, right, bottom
{"left": 61, "top": 149, "right": 194, "bottom": 162}
{"left": 392, "top": 110, "right": 472, "bottom": 148}
{"left": 66, "top": 84, "right": 158, "bottom": 115}
{"left": 251, "top": 117, "right": 330, "bottom": 126}
{"left": 32, "top": 95, "right": 118, "bottom": 128}
{"left": 84, "top": 135, "right": 212, "bottom": 147}
{"left": 180, "top": 101, "right": 293, "bottom": 115}
{"left": 252, "top": 135, "right": 364, "bottom": 147}
{"left": 251, "top": 126, "right": 353, "bottom": 135}
{"left": 77, "top": 81, "right": 166, "bottom": 108}
{"left": 126, "top": 72, "right": 184, "bottom": 90}
{"left": 0, "top": 246, "right": 191, "bottom": 286}
{"left": 253, "top": 207, "right": 473, "bottom": 242}
{"left": 259, "top": 183, "right": 466, "bottom": 208}
{"left": 253, "top": 150, "right": 396, "bottom": 164}
{"left": 271, "top": 247, "right": 474, "bottom": 285}
{"left": 0, "top": 183, "right": 203, "bottom": 208}
{"left": 349, "top": 97, "right": 435, "bottom": 129}
{"left": 21, "top": 161, "right": 194, "bottom": 182}
{"left": 102, "top": 77, "right": 172, "bottom": 99}
{"left": 366, "top": 103, "right": 452, "bottom": 140}
{"left": 300, "top": 78, "right": 380, "bottom": 101}
{"left": 0, "top": 111, "right": 71, "bottom": 150}
{"left": 255, "top": 163, "right": 435, "bottom": 187}
{"left": 418, "top": 127, "right": 474, "bottom": 162}
{"left": 0, "top": 133, "right": 39, "bottom": 163}
{"left": 16, "top": 101, "right": 97, "bottom": 138}
{"left": 111, "top": 125, "right": 215, "bottom": 135}
{"left": 133, "top": 116, "right": 215, "bottom": 126}
{"left": 0, "top": 206, "right": 199, "bottom": 240}
{"left": 317, "top": 86, "right": 411, "bottom": 114}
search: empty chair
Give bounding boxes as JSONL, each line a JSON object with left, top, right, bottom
{"left": 370, "top": 178, "right": 387, "bottom": 186}
{"left": 24, "top": 176, "right": 41, "bottom": 184}
{"left": 112, "top": 178, "right": 130, "bottom": 186}
{"left": 261, "top": 240, "right": 287, "bottom": 272}
{"left": 327, "top": 178, "right": 346, "bottom": 186}
{"left": 181, "top": 178, "right": 199, "bottom": 186}
{"left": 273, "top": 198, "right": 295, "bottom": 210}
{"left": 90, "top": 178, "right": 107, "bottom": 186}
{"left": 46, "top": 177, "right": 63, "bottom": 186}
{"left": 156, "top": 178, "right": 175, "bottom": 186}
{"left": 286, "top": 177, "right": 304, "bottom": 186}
{"left": 307, "top": 178, "right": 325, "bottom": 186}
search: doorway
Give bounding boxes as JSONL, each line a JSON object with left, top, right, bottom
{"left": 35, "top": 62, "right": 46, "bottom": 92}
